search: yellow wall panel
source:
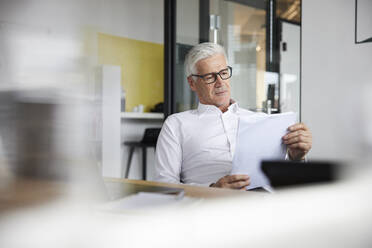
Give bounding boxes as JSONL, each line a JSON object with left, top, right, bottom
{"left": 98, "top": 33, "right": 164, "bottom": 112}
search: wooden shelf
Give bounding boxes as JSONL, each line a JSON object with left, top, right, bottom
{"left": 120, "top": 112, "right": 164, "bottom": 120}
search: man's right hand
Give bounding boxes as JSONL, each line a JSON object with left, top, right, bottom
{"left": 210, "top": 175, "right": 250, "bottom": 190}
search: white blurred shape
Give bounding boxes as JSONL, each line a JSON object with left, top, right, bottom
{"left": 1, "top": 165, "right": 372, "bottom": 248}
{"left": 100, "top": 65, "right": 121, "bottom": 178}
{"left": 360, "top": 83, "right": 372, "bottom": 152}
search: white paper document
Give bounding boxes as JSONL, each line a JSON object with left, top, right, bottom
{"left": 231, "top": 112, "right": 297, "bottom": 190}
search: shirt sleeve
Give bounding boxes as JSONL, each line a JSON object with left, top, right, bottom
{"left": 154, "top": 116, "right": 183, "bottom": 184}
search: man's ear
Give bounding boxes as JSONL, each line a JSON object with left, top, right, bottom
{"left": 187, "top": 76, "right": 197, "bottom": 92}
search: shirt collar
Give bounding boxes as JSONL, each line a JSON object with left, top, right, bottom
{"left": 197, "top": 99, "right": 240, "bottom": 117}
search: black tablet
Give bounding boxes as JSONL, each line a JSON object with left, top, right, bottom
{"left": 261, "top": 160, "right": 338, "bottom": 188}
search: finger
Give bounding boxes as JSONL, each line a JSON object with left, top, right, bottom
{"left": 283, "top": 136, "right": 311, "bottom": 145}
{"left": 229, "top": 180, "right": 250, "bottom": 189}
{"left": 283, "top": 130, "right": 311, "bottom": 140}
{"left": 226, "top": 174, "right": 250, "bottom": 183}
{"left": 288, "top": 123, "right": 309, "bottom": 132}
{"left": 288, "top": 142, "right": 311, "bottom": 151}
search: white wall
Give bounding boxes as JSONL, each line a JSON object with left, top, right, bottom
{"left": 302, "top": 0, "right": 372, "bottom": 160}
{"left": 0, "top": 0, "right": 163, "bottom": 44}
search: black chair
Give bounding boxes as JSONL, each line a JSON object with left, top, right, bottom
{"left": 123, "top": 128, "right": 161, "bottom": 180}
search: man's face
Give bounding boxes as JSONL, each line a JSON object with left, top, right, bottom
{"left": 187, "top": 54, "right": 231, "bottom": 111}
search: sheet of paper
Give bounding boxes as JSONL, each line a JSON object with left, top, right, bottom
{"left": 231, "top": 112, "right": 296, "bottom": 190}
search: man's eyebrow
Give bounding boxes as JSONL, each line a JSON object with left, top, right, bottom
{"left": 201, "top": 72, "right": 214, "bottom": 76}
{"left": 196, "top": 72, "right": 214, "bottom": 77}
{"left": 200, "top": 67, "right": 228, "bottom": 76}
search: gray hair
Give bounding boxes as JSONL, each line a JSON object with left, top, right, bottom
{"left": 184, "top": 42, "right": 227, "bottom": 77}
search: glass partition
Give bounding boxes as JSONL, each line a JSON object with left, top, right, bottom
{"left": 171, "top": 0, "right": 301, "bottom": 119}
{"left": 174, "top": 0, "right": 200, "bottom": 113}
{"left": 212, "top": 0, "right": 267, "bottom": 112}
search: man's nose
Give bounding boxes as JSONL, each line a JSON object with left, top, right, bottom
{"left": 214, "top": 74, "right": 224, "bottom": 87}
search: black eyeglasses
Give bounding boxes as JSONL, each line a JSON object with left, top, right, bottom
{"left": 191, "top": 66, "right": 232, "bottom": 84}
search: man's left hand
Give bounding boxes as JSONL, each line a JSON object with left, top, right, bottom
{"left": 282, "top": 123, "right": 312, "bottom": 161}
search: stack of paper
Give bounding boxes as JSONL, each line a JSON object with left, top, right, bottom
{"left": 231, "top": 112, "right": 296, "bottom": 190}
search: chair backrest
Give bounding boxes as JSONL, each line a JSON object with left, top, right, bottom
{"left": 141, "top": 128, "right": 161, "bottom": 145}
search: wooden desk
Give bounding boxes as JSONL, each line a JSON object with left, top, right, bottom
{"left": 0, "top": 177, "right": 263, "bottom": 214}
{"left": 104, "top": 177, "right": 258, "bottom": 199}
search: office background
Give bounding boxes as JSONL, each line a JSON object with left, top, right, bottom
{"left": 0, "top": 0, "right": 371, "bottom": 179}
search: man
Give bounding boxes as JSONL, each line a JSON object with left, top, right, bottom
{"left": 155, "top": 42, "right": 312, "bottom": 190}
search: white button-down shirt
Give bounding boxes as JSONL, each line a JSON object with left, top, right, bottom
{"left": 155, "top": 101, "right": 266, "bottom": 186}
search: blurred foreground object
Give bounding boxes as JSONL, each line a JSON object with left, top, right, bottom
{"left": 0, "top": 162, "right": 372, "bottom": 248}
{"left": 0, "top": 87, "right": 104, "bottom": 212}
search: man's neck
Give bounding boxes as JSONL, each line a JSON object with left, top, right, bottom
{"left": 199, "top": 99, "right": 233, "bottom": 113}
{"left": 219, "top": 105, "right": 229, "bottom": 113}
{"left": 219, "top": 99, "right": 234, "bottom": 113}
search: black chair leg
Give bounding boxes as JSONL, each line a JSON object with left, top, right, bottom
{"left": 125, "top": 146, "right": 135, "bottom": 178}
{"left": 142, "top": 146, "right": 147, "bottom": 180}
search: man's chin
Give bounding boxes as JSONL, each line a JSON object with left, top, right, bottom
{"left": 214, "top": 98, "right": 231, "bottom": 108}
